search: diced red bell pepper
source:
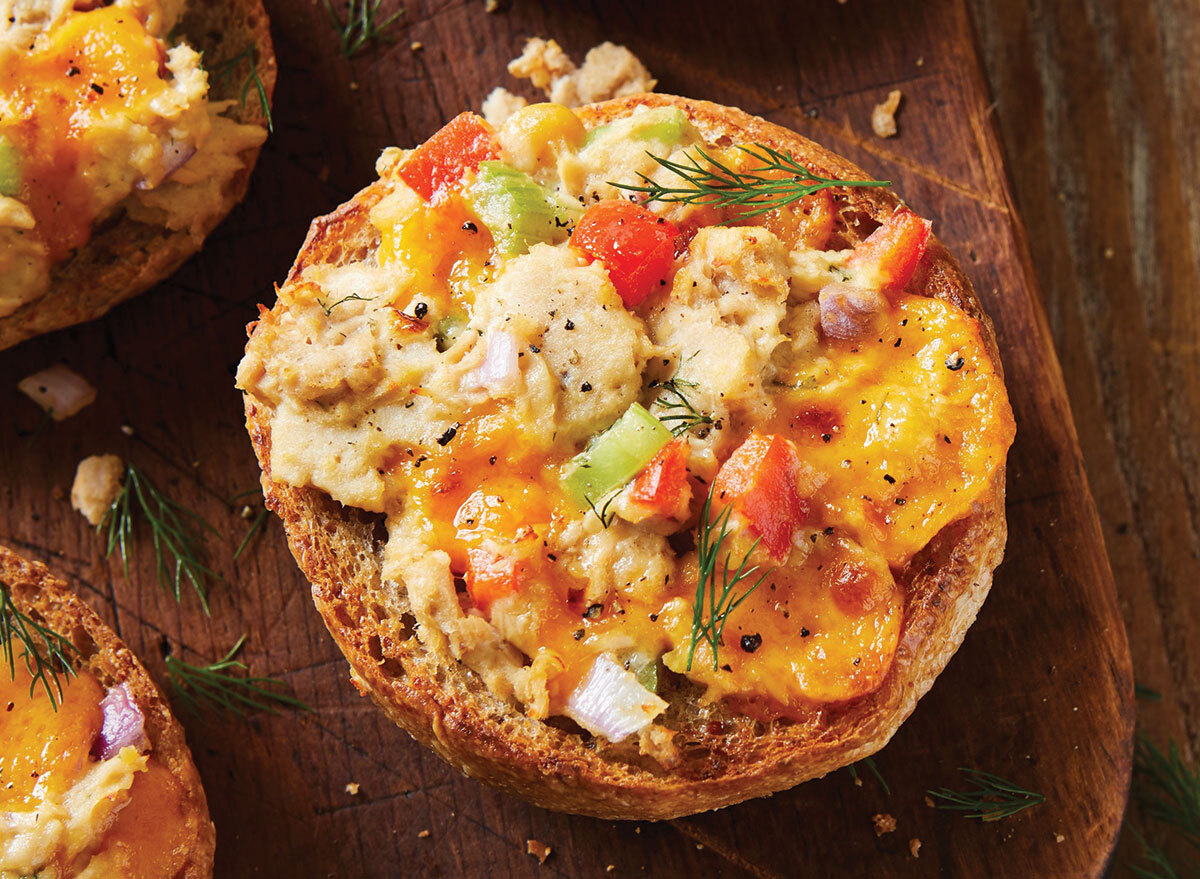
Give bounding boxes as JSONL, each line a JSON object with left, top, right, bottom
{"left": 571, "top": 199, "right": 680, "bottom": 307}
{"left": 398, "top": 112, "right": 498, "bottom": 202}
{"left": 464, "top": 547, "right": 523, "bottom": 615}
{"left": 847, "top": 205, "right": 932, "bottom": 292}
{"left": 629, "top": 439, "right": 690, "bottom": 513}
{"left": 712, "top": 433, "right": 808, "bottom": 560}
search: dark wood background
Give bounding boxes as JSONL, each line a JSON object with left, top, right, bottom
{"left": 2, "top": 0, "right": 1171, "bottom": 874}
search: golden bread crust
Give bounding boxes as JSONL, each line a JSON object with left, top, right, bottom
{"left": 242, "top": 94, "right": 1010, "bottom": 819}
{"left": 0, "top": 0, "right": 275, "bottom": 351}
{"left": 0, "top": 545, "right": 216, "bottom": 877}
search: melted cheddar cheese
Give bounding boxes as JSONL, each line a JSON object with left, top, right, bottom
{"left": 0, "top": 665, "right": 196, "bottom": 878}
{"left": 238, "top": 103, "right": 1014, "bottom": 743}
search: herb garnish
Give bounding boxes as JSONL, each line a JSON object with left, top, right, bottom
{"left": 324, "top": 0, "right": 404, "bottom": 58}
{"left": 611, "top": 143, "right": 890, "bottom": 221}
{"left": 585, "top": 492, "right": 618, "bottom": 529}
{"left": 101, "top": 464, "right": 218, "bottom": 614}
{"left": 1129, "top": 731, "right": 1200, "bottom": 878}
{"left": 317, "top": 292, "right": 374, "bottom": 316}
{"left": 847, "top": 755, "right": 891, "bottom": 795}
{"left": 1, "top": 583, "right": 77, "bottom": 710}
{"left": 210, "top": 46, "right": 273, "bottom": 133}
{"left": 166, "top": 635, "right": 310, "bottom": 717}
{"left": 927, "top": 768, "right": 1044, "bottom": 821}
{"left": 686, "top": 484, "right": 771, "bottom": 671}
{"left": 654, "top": 376, "right": 714, "bottom": 437}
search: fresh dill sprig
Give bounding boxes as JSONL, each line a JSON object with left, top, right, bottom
{"left": 234, "top": 507, "right": 269, "bottom": 561}
{"left": 210, "top": 46, "right": 273, "bottom": 133}
{"left": 611, "top": 143, "right": 890, "bottom": 221}
{"left": 848, "top": 755, "right": 891, "bottom": 795}
{"left": 166, "top": 635, "right": 311, "bottom": 717}
{"left": 927, "top": 768, "right": 1044, "bottom": 821}
{"left": 101, "top": 464, "right": 219, "bottom": 614}
{"left": 585, "top": 492, "right": 618, "bottom": 529}
{"left": 324, "top": 0, "right": 404, "bottom": 58}
{"left": 654, "top": 377, "right": 714, "bottom": 437}
{"left": 317, "top": 292, "right": 374, "bottom": 316}
{"left": 1, "top": 583, "right": 77, "bottom": 710}
{"left": 1130, "top": 732, "right": 1200, "bottom": 877}
{"left": 228, "top": 490, "right": 269, "bottom": 561}
{"left": 686, "top": 485, "right": 771, "bottom": 671}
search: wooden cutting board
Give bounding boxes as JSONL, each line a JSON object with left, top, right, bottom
{"left": 0, "top": 0, "right": 1134, "bottom": 875}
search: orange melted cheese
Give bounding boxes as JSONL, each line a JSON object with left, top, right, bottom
{"left": 0, "top": 664, "right": 199, "bottom": 878}
{"left": 0, "top": 6, "right": 173, "bottom": 259}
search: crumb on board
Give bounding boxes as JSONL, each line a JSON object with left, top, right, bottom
{"left": 872, "top": 813, "right": 897, "bottom": 836}
{"left": 18, "top": 364, "right": 96, "bottom": 420}
{"left": 605, "top": 867, "right": 615, "bottom": 874}
{"left": 872, "top": 89, "right": 903, "bottom": 138}
{"left": 71, "top": 454, "right": 124, "bottom": 526}
{"left": 485, "top": 37, "right": 655, "bottom": 124}
{"left": 482, "top": 87, "right": 528, "bottom": 127}
{"left": 410, "top": 41, "right": 423, "bottom": 52}
{"left": 345, "top": 782, "right": 360, "bottom": 795}
{"left": 525, "top": 839, "right": 551, "bottom": 863}
{"left": 916, "top": 55, "right": 925, "bottom": 66}
{"left": 1055, "top": 832, "right": 1065, "bottom": 843}
{"left": 120, "top": 423, "right": 135, "bottom": 436}
{"left": 418, "top": 829, "right": 431, "bottom": 839}
{"left": 484, "top": 0, "right": 501, "bottom": 10}
{"left": 924, "top": 795, "right": 936, "bottom": 808}
{"left": 909, "top": 838, "right": 922, "bottom": 858}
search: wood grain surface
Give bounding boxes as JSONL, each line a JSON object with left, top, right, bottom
{"left": 0, "top": 0, "right": 1136, "bottom": 876}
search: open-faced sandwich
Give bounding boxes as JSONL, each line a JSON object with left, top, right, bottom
{"left": 0, "top": 546, "right": 215, "bottom": 875}
{"left": 237, "top": 94, "right": 1015, "bottom": 819}
{"left": 0, "top": 0, "right": 275, "bottom": 350}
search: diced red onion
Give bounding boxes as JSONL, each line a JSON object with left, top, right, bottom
{"left": 91, "top": 682, "right": 148, "bottom": 760}
{"left": 136, "top": 140, "right": 197, "bottom": 190}
{"left": 564, "top": 654, "right": 667, "bottom": 742}
{"left": 16, "top": 364, "right": 96, "bottom": 421}
{"left": 818, "top": 282, "right": 886, "bottom": 340}
{"left": 464, "top": 329, "right": 520, "bottom": 394}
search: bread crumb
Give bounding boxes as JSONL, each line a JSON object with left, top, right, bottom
{"left": 872, "top": 813, "right": 897, "bottom": 836}
{"left": 506, "top": 37, "right": 655, "bottom": 108}
{"left": 1055, "top": 832, "right": 1065, "bottom": 843}
{"left": 525, "top": 839, "right": 551, "bottom": 863}
{"left": 909, "top": 838, "right": 922, "bottom": 858}
{"left": 484, "top": 0, "right": 501, "bottom": 10}
{"left": 410, "top": 41, "right": 423, "bottom": 52}
{"left": 345, "top": 782, "right": 360, "bottom": 795}
{"left": 418, "top": 829, "right": 431, "bottom": 839}
{"left": 1103, "top": 246, "right": 1115, "bottom": 259}
{"left": 349, "top": 81, "right": 360, "bottom": 91}
{"left": 916, "top": 55, "right": 925, "bottom": 66}
{"left": 481, "top": 86, "right": 528, "bottom": 127}
{"left": 18, "top": 364, "right": 96, "bottom": 420}
{"left": 605, "top": 867, "right": 615, "bottom": 873}
{"left": 924, "top": 795, "right": 936, "bottom": 808}
{"left": 872, "top": 89, "right": 903, "bottom": 138}
{"left": 120, "top": 424, "right": 135, "bottom": 436}
{"left": 71, "top": 455, "right": 125, "bottom": 526}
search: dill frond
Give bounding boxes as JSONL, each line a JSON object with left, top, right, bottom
{"left": 612, "top": 143, "right": 890, "bottom": 221}
{"left": 0, "top": 583, "right": 77, "bottom": 710}
{"left": 166, "top": 635, "right": 311, "bottom": 717}
{"left": 210, "top": 46, "right": 273, "bottom": 133}
{"left": 927, "top": 768, "right": 1044, "bottom": 821}
{"left": 324, "top": 0, "right": 404, "bottom": 58}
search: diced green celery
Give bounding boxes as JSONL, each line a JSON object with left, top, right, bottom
{"left": 583, "top": 107, "right": 690, "bottom": 150}
{"left": 630, "top": 654, "right": 659, "bottom": 693}
{"left": 0, "top": 136, "right": 19, "bottom": 198}
{"left": 463, "top": 162, "right": 581, "bottom": 255}
{"left": 562, "top": 403, "right": 672, "bottom": 507}
{"left": 435, "top": 313, "right": 468, "bottom": 351}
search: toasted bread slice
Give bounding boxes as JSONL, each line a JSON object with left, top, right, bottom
{"left": 0, "top": 0, "right": 275, "bottom": 351}
{"left": 0, "top": 545, "right": 216, "bottom": 874}
{"left": 241, "top": 94, "right": 1009, "bottom": 819}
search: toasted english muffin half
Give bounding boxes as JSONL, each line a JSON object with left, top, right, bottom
{"left": 238, "top": 94, "right": 1013, "bottom": 819}
{"left": 0, "top": 546, "right": 216, "bottom": 876}
{"left": 0, "top": 0, "right": 275, "bottom": 351}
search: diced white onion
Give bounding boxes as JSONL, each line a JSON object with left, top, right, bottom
{"left": 818, "top": 282, "right": 886, "bottom": 340}
{"left": 464, "top": 328, "right": 520, "bottom": 395}
{"left": 17, "top": 364, "right": 96, "bottom": 420}
{"left": 565, "top": 654, "right": 667, "bottom": 742}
